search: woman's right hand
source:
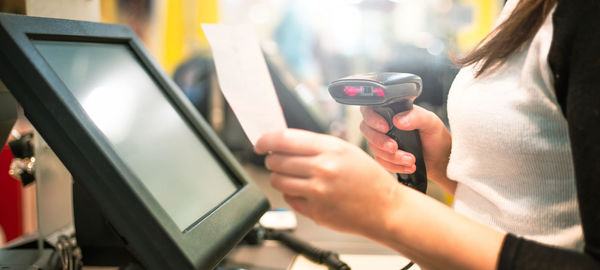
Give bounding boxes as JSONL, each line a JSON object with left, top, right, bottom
{"left": 360, "top": 105, "right": 455, "bottom": 193}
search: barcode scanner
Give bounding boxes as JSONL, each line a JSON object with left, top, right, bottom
{"left": 328, "top": 72, "right": 427, "bottom": 193}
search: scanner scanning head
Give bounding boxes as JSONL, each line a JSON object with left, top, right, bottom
{"left": 328, "top": 72, "right": 422, "bottom": 106}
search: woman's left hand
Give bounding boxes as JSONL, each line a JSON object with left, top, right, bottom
{"left": 254, "top": 128, "right": 401, "bottom": 235}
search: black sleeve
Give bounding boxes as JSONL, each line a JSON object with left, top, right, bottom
{"left": 498, "top": 234, "right": 600, "bottom": 270}
{"left": 497, "top": 0, "right": 600, "bottom": 269}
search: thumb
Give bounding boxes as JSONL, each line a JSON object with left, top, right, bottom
{"left": 392, "top": 105, "right": 441, "bottom": 135}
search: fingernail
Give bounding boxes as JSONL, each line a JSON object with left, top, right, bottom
{"left": 401, "top": 155, "right": 413, "bottom": 165}
{"left": 377, "top": 122, "right": 387, "bottom": 132}
{"left": 384, "top": 141, "right": 396, "bottom": 153}
{"left": 394, "top": 115, "right": 409, "bottom": 127}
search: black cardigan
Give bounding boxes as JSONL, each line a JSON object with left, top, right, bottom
{"left": 497, "top": 0, "right": 600, "bottom": 269}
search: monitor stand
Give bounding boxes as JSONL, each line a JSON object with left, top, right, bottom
{"left": 0, "top": 80, "right": 17, "bottom": 145}
{"left": 73, "top": 182, "right": 251, "bottom": 270}
{"left": 72, "top": 181, "right": 142, "bottom": 269}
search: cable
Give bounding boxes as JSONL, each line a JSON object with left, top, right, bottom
{"left": 263, "top": 229, "right": 350, "bottom": 270}
{"left": 400, "top": 261, "right": 414, "bottom": 270}
{"left": 55, "top": 234, "right": 82, "bottom": 270}
{"left": 244, "top": 225, "right": 416, "bottom": 270}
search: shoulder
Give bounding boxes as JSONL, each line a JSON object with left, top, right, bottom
{"left": 551, "top": 0, "right": 600, "bottom": 56}
{"left": 554, "top": 0, "right": 600, "bottom": 19}
{"left": 550, "top": 0, "right": 600, "bottom": 60}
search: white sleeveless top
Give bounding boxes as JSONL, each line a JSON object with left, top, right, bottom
{"left": 446, "top": 0, "right": 583, "bottom": 250}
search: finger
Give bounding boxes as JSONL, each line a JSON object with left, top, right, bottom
{"left": 283, "top": 194, "right": 309, "bottom": 216}
{"left": 374, "top": 156, "right": 417, "bottom": 174}
{"left": 360, "top": 121, "right": 397, "bottom": 154}
{"left": 360, "top": 106, "right": 389, "bottom": 133}
{"left": 270, "top": 172, "right": 313, "bottom": 197}
{"left": 265, "top": 153, "right": 313, "bottom": 178}
{"left": 255, "top": 129, "right": 327, "bottom": 155}
{"left": 392, "top": 105, "right": 440, "bottom": 134}
{"left": 368, "top": 143, "right": 415, "bottom": 166}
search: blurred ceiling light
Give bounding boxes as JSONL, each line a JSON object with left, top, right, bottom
{"left": 414, "top": 31, "right": 434, "bottom": 49}
{"left": 330, "top": 5, "right": 362, "bottom": 56}
{"left": 436, "top": 0, "right": 453, "bottom": 13}
{"left": 427, "top": 39, "right": 445, "bottom": 55}
{"left": 249, "top": 3, "right": 271, "bottom": 25}
{"left": 392, "top": 2, "right": 427, "bottom": 42}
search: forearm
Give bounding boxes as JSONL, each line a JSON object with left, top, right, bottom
{"left": 367, "top": 185, "right": 504, "bottom": 270}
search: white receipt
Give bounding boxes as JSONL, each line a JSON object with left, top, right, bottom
{"left": 202, "top": 24, "right": 287, "bottom": 145}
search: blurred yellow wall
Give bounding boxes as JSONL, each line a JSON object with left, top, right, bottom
{"left": 101, "top": 0, "right": 218, "bottom": 75}
{"left": 456, "top": 0, "right": 502, "bottom": 53}
{"left": 164, "top": 0, "right": 219, "bottom": 74}
{"left": 100, "top": 0, "right": 117, "bottom": 23}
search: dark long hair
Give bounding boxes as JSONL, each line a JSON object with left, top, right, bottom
{"left": 455, "top": 0, "right": 557, "bottom": 77}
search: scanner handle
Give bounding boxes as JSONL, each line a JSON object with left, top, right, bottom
{"left": 373, "top": 104, "right": 427, "bottom": 193}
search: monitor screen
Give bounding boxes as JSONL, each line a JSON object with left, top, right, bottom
{"left": 32, "top": 40, "right": 239, "bottom": 232}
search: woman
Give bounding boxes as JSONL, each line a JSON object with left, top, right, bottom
{"left": 254, "top": 0, "right": 600, "bottom": 268}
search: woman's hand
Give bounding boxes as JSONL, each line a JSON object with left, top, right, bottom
{"left": 255, "top": 129, "right": 504, "bottom": 270}
{"left": 360, "top": 105, "right": 455, "bottom": 193}
{"left": 254, "top": 129, "right": 401, "bottom": 235}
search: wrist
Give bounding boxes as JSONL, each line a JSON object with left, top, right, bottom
{"left": 364, "top": 184, "right": 504, "bottom": 270}
{"left": 365, "top": 183, "right": 413, "bottom": 245}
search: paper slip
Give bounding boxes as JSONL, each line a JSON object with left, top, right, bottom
{"left": 202, "top": 24, "right": 287, "bottom": 145}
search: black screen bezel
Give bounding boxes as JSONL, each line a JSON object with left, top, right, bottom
{"left": 0, "top": 13, "right": 269, "bottom": 270}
